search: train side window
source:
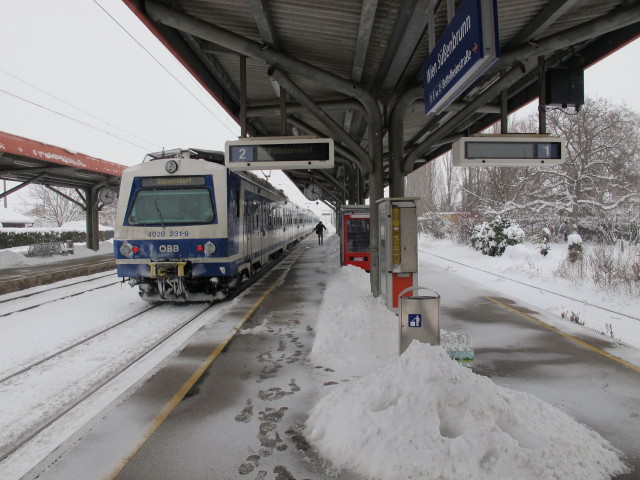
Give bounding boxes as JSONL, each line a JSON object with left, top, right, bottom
{"left": 235, "top": 190, "right": 240, "bottom": 217}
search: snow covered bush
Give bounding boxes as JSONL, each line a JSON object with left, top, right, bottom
{"left": 469, "top": 215, "right": 525, "bottom": 257}
{"left": 588, "top": 246, "right": 640, "bottom": 295}
{"left": 567, "top": 232, "right": 584, "bottom": 263}
{"left": 537, "top": 227, "right": 551, "bottom": 256}
{"left": 418, "top": 212, "right": 449, "bottom": 239}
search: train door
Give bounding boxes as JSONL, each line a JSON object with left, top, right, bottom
{"left": 258, "top": 201, "right": 266, "bottom": 266}
{"left": 242, "top": 194, "right": 252, "bottom": 268}
{"left": 247, "top": 199, "right": 264, "bottom": 271}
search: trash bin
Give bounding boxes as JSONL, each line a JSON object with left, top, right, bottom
{"left": 398, "top": 286, "right": 440, "bottom": 354}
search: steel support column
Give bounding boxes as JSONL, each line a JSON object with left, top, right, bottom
{"left": 86, "top": 186, "right": 100, "bottom": 251}
{"left": 388, "top": 85, "right": 423, "bottom": 196}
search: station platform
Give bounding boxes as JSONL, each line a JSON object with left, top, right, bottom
{"left": 24, "top": 234, "right": 640, "bottom": 480}
{"left": 0, "top": 253, "right": 114, "bottom": 295}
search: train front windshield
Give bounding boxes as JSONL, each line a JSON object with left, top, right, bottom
{"left": 127, "top": 189, "right": 215, "bottom": 225}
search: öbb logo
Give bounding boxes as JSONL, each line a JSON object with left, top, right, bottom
{"left": 159, "top": 244, "right": 180, "bottom": 253}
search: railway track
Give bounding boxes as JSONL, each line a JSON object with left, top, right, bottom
{"left": 422, "top": 250, "right": 640, "bottom": 322}
{"left": 0, "top": 246, "right": 298, "bottom": 465}
{"left": 0, "top": 257, "right": 116, "bottom": 296}
{"left": 0, "top": 300, "right": 221, "bottom": 462}
{"left": 0, "top": 272, "right": 120, "bottom": 317}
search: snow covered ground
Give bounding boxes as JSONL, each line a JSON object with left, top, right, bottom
{"left": 421, "top": 236, "right": 640, "bottom": 356}
{"left": 0, "top": 239, "right": 114, "bottom": 267}
{"left": 305, "top": 256, "right": 633, "bottom": 480}
{"left": 0, "top": 235, "right": 638, "bottom": 479}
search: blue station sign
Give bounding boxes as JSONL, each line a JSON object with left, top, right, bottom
{"left": 423, "top": 0, "right": 499, "bottom": 115}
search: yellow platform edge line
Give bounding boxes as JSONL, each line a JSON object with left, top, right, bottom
{"left": 108, "top": 267, "right": 289, "bottom": 480}
{"left": 484, "top": 296, "right": 640, "bottom": 374}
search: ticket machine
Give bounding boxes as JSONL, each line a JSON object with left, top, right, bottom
{"left": 339, "top": 205, "right": 370, "bottom": 272}
{"left": 377, "top": 198, "right": 418, "bottom": 313}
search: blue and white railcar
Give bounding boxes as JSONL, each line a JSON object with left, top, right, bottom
{"left": 114, "top": 149, "right": 316, "bottom": 301}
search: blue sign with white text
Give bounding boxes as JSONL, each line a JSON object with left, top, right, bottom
{"left": 408, "top": 314, "right": 422, "bottom": 328}
{"left": 423, "top": 0, "right": 499, "bottom": 115}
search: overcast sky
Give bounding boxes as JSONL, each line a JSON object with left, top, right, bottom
{"left": 0, "top": 0, "right": 638, "bottom": 211}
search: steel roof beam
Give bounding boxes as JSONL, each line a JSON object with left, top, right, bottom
{"left": 286, "top": 116, "right": 365, "bottom": 172}
{"left": 352, "top": 0, "right": 378, "bottom": 82}
{"left": 404, "top": 66, "right": 523, "bottom": 172}
{"left": 497, "top": 2, "right": 640, "bottom": 69}
{"left": 348, "top": 0, "right": 378, "bottom": 135}
{"left": 184, "top": 35, "right": 240, "bottom": 105}
{"left": 0, "top": 174, "right": 47, "bottom": 199}
{"left": 247, "top": 99, "right": 364, "bottom": 117}
{"left": 510, "top": 0, "right": 580, "bottom": 46}
{"left": 144, "top": 0, "right": 387, "bottom": 299}
{"left": 269, "top": 67, "right": 370, "bottom": 172}
{"left": 375, "top": 0, "right": 434, "bottom": 93}
{"left": 248, "top": 0, "right": 278, "bottom": 47}
{"left": 404, "top": 3, "right": 640, "bottom": 171}
{"left": 145, "top": 0, "right": 378, "bottom": 174}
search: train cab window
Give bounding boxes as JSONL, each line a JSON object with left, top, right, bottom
{"left": 128, "top": 188, "right": 215, "bottom": 225}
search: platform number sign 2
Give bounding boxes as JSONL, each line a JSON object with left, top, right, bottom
{"left": 408, "top": 314, "right": 422, "bottom": 328}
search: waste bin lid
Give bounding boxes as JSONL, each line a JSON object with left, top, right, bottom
{"left": 404, "top": 295, "right": 438, "bottom": 300}
{"left": 398, "top": 285, "right": 441, "bottom": 301}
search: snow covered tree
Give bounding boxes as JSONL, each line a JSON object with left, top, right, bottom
{"left": 545, "top": 97, "right": 640, "bottom": 243}
{"left": 458, "top": 102, "right": 640, "bottom": 243}
{"left": 405, "top": 161, "right": 436, "bottom": 218}
{"left": 20, "top": 184, "right": 117, "bottom": 228}
{"left": 21, "top": 185, "right": 85, "bottom": 227}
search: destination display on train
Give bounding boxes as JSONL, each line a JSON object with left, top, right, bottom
{"left": 225, "top": 137, "right": 334, "bottom": 171}
{"left": 141, "top": 176, "right": 207, "bottom": 187}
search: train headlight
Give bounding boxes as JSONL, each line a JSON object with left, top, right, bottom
{"left": 165, "top": 160, "right": 178, "bottom": 173}
{"left": 204, "top": 241, "right": 216, "bottom": 255}
{"left": 120, "top": 242, "right": 133, "bottom": 257}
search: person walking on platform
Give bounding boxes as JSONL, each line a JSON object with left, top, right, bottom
{"left": 314, "top": 221, "right": 327, "bottom": 245}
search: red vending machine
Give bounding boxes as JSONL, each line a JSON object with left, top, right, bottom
{"left": 339, "top": 205, "right": 371, "bottom": 272}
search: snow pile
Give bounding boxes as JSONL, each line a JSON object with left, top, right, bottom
{"left": 305, "top": 342, "right": 627, "bottom": 480}
{"left": 0, "top": 249, "right": 30, "bottom": 266}
{"left": 308, "top": 265, "right": 398, "bottom": 374}
{"left": 304, "top": 265, "right": 628, "bottom": 480}
{"left": 0, "top": 241, "right": 113, "bottom": 268}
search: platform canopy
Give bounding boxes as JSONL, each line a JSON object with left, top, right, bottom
{"left": 124, "top": 0, "right": 640, "bottom": 207}
{"left": 0, "top": 131, "right": 127, "bottom": 250}
{"left": 0, "top": 131, "right": 125, "bottom": 194}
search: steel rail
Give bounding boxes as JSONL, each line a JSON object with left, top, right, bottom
{"left": 0, "top": 271, "right": 116, "bottom": 305}
{"left": 0, "top": 302, "right": 217, "bottom": 463}
{"left": 0, "top": 278, "right": 121, "bottom": 318}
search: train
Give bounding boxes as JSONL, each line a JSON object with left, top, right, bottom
{"left": 113, "top": 148, "right": 318, "bottom": 301}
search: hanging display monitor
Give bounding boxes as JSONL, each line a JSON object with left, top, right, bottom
{"left": 452, "top": 135, "right": 565, "bottom": 166}
{"left": 225, "top": 136, "right": 334, "bottom": 171}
